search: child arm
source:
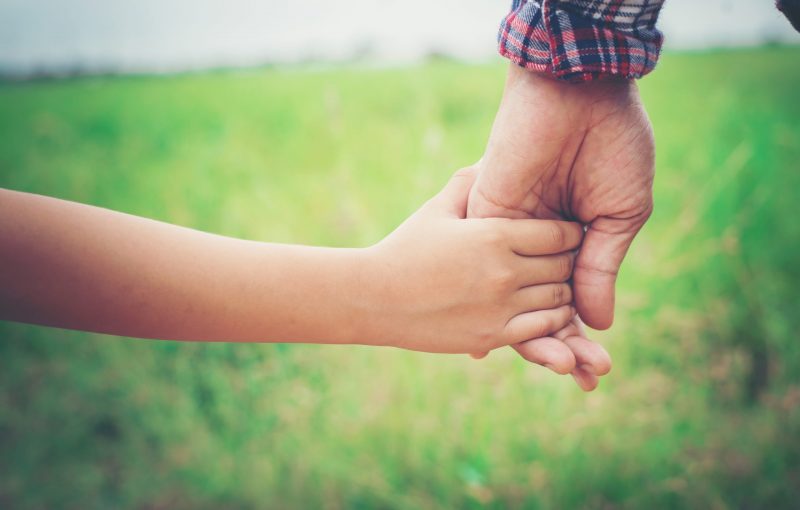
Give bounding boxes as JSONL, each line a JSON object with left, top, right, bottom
{"left": 0, "top": 169, "right": 581, "bottom": 353}
{"left": 0, "top": 187, "right": 371, "bottom": 344}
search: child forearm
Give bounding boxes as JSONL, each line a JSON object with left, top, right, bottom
{"left": 0, "top": 189, "right": 371, "bottom": 344}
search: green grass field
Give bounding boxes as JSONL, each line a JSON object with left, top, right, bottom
{"left": 1, "top": 46, "right": 799, "bottom": 509}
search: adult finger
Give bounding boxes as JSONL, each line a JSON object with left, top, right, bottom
{"left": 571, "top": 365, "right": 600, "bottom": 392}
{"left": 573, "top": 217, "right": 643, "bottom": 330}
{"left": 552, "top": 318, "right": 612, "bottom": 377}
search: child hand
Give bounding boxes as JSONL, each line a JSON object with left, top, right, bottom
{"left": 360, "top": 167, "right": 582, "bottom": 355}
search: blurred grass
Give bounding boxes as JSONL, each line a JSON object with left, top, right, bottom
{"left": 1, "top": 46, "right": 799, "bottom": 509}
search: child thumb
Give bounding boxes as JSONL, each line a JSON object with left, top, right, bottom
{"left": 427, "top": 166, "right": 478, "bottom": 218}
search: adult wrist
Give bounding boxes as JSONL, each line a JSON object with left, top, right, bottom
{"left": 505, "top": 63, "right": 637, "bottom": 117}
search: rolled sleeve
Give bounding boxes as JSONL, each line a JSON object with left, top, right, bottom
{"left": 498, "top": 0, "right": 665, "bottom": 83}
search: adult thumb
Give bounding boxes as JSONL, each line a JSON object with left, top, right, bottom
{"left": 573, "top": 218, "right": 642, "bottom": 330}
{"left": 426, "top": 166, "right": 477, "bottom": 218}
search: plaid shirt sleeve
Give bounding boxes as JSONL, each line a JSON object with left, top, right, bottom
{"left": 498, "top": 0, "right": 666, "bottom": 83}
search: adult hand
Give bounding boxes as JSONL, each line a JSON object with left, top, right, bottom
{"left": 468, "top": 65, "right": 655, "bottom": 389}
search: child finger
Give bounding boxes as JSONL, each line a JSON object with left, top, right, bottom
{"left": 512, "top": 337, "right": 576, "bottom": 374}
{"left": 552, "top": 319, "right": 581, "bottom": 338}
{"left": 515, "top": 252, "right": 575, "bottom": 286}
{"left": 504, "top": 304, "right": 576, "bottom": 344}
{"left": 512, "top": 283, "right": 573, "bottom": 312}
{"left": 504, "top": 219, "right": 583, "bottom": 256}
{"left": 426, "top": 166, "right": 478, "bottom": 217}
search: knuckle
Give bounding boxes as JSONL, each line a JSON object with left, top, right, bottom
{"left": 531, "top": 317, "right": 551, "bottom": 339}
{"left": 473, "top": 223, "right": 498, "bottom": 249}
{"left": 563, "top": 284, "right": 573, "bottom": 303}
{"left": 487, "top": 217, "right": 512, "bottom": 229}
{"left": 549, "top": 222, "right": 566, "bottom": 247}
{"left": 541, "top": 308, "right": 571, "bottom": 337}
{"left": 558, "top": 255, "right": 573, "bottom": 280}
{"left": 482, "top": 223, "right": 507, "bottom": 246}
{"left": 475, "top": 327, "right": 500, "bottom": 351}
{"left": 476, "top": 329, "right": 492, "bottom": 346}
{"left": 552, "top": 284, "right": 565, "bottom": 305}
{"left": 521, "top": 313, "right": 552, "bottom": 340}
{"left": 491, "top": 267, "right": 516, "bottom": 290}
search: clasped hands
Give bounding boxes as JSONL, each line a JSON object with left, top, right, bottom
{"left": 0, "top": 67, "right": 653, "bottom": 394}
{"left": 406, "top": 65, "right": 655, "bottom": 391}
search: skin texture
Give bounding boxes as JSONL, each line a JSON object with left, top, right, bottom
{"left": 0, "top": 168, "right": 582, "bottom": 355}
{"left": 468, "top": 65, "right": 655, "bottom": 390}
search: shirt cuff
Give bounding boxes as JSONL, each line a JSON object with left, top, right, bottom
{"left": 498, "top": 0, "right": 665, "bottom": 83}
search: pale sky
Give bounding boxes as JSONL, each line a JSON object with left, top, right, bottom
{"left": 0, "top": 0, "right": 797, "bottom": 75}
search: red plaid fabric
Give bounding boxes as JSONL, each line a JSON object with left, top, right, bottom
{"left": 498, "top": 0, "right": 665, "bottom": 82}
